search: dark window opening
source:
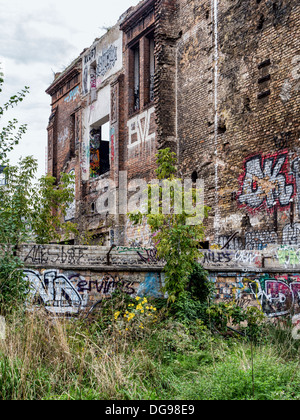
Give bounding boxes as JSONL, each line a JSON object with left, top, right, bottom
{"left": 89, "top": 121, "right": 110, "bottom": 179}
{"left": 132, "top": 44, "right": 140, "bottom": 112}
{"left": 258, "top": 59, "right": 271, "bottom": 69}
{"left": 218, "top": 121, "right": 227, "bottom": 134}
{"left": 257, "top": 15, "right": 265, "bottom": 30}
{"left": 258, "top": 89, "right": 271, "bottom": 100}
{"left": 191, "top": 171, "right": 198, "bottom": 183}
{"left": 199, "top": 241, "right": 210, "bottom": 250}
{"left": 258, "top": 74, "right": 271, "bottom": 84}
{"left": 149, "top": 35, "right": 155, "bottom": 103}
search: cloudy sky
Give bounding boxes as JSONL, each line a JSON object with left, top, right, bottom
{"left": 0, "top": 0, "right": 140, "bottom": 178}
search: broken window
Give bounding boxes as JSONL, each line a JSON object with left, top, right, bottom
{"left": 89, "top": 121, "right": 110, "bottom": 178}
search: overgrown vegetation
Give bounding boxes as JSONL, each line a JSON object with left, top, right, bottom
{"left": 0, "top": 66, "right": 81, "bottom": 309}
{"left": 129, "top": 148, "right": 210, "bottom": 302}
{"left": 1, "top": 291, "right": 300, "bottom": 401}
{"left": 1, "top": 69, "right": 299, "bottom": 401}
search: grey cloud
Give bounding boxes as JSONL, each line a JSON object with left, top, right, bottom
{"left": 0, "top": 11, "right": 76, "bottom": 65}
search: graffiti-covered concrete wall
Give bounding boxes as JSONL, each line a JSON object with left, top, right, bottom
{"left": 201, "top": 247, "right": 300, "bottom": 318}
{"left": 17, "top": 243, "right": 300, "bottom": 318}
{"left": 18, "top": 244, "right": 164, "bottom": 315}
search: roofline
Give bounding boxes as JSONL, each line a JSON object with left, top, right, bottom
{"left": 46, "top": 58, "right": 82, "bottom": 96}
{"left": 120, "top": 0, "right": 155, "bottom": 33}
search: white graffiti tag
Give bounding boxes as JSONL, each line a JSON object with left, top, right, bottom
{"left": 24, "top": 269, "right": 82, "bottom": 314}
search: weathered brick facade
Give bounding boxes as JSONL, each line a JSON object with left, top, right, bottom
{"left": 46, "top": 0, "right": 300, "bottom": 251}
{"left": 155, "top": 0, "right": 300, "bottom": 250}
{"left": 46, "top": 58, "right": 82, "bottom": 227}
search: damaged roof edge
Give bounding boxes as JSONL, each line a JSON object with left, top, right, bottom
{"left": 45, "top": 57, "right": 82, "bottom": 95}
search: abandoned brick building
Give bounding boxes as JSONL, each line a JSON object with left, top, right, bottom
{"left": 46, "top": 0, "right": 300, "bottom": 251}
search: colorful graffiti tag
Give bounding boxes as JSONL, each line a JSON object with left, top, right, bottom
{"left": 238, "top": 151, "right": 295, "bottom": 213}
{"left": 236, "top": 274, "right": 300, "bottom": 317}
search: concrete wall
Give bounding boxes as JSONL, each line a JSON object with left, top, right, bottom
{"left": 18, "top": 243, "right": 300, "bottom": 318}
{"left": 19, "top": 244, "right": 164, "bottom": 315}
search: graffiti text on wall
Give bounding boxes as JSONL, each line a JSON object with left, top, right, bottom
{"left": 127, "top": 107, "right": 156, "bottom": 158}
{"left": 97, "top": 45, "right": 118, "bottom": 77}
{"left": 238, "top": 151, "right": 294, "bottom": 213}
{"left": 25, "top": 269, "right": 82, "bottom": 314}
{"left": 64, "top": 86, "right": 80, "bottom": 103}
{"left": 245, "top": 275, "right": 300, "bottom": 317}
{"left": 24, "top": 245, "right": 88, "bottom": 266}
{"left": 77, "top": 275, "right": 135, "bottom": 296}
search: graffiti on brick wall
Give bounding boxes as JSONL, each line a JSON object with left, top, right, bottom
{"left": 64, "top": 86, "right": 80, "bottom": 103}
{"left": 242, "top": 275, "right": 300, "bottom": 317}
{"left": 218, "top": 235, "right": 243, "bottom": 250}
{"left": 202, "top": 250, "right": 233, "bottom": 265}
{"left": 77, "top": 274, "right": 135, "bottom": 296}
{"left": 292, "top": 158, "right": 300, "bottom": 218}
{"left": 238, "top": 151, "right": 295, "bottom": 213}
{"left": 282, "top": 223, "right": 300, "bottom": 246}
{"left": 137, "top": 272, "right": 165, "bottom": 298}
{"left": 24, "top": 269, "right": 83, "bottom": 314}
{"left": 280, "top": 55, "right": 300, "bottom": 102}
{"left": 96, "top": 45, "right": 118, "bottom": 77}
{"left": 24, "top": 267, "right": 163, "bottom": 314}
{"left": 212, "top": 273, "right": 300, "bottom": 318}
{"left": 127, "top": 107, "right": 156, "bottom": 159}
{"left": 124, "top": 218, "right": 153, "bottom": 247}
{"left": 218, "top": 231, "right": 278, "bottom": 250}
{"left": 276, "top": 246, "right": 300, "bottom": 267}
{"left": 65, "top": 169, "right": 76, "bottom": 221}
{"left": 245, "top": 230, "right": 278, "bottom": 250}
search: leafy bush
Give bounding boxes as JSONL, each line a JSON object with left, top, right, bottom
{"left": 0, "top": 251, "right": 27, "bottom": 309}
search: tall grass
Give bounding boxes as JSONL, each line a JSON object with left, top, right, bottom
{"left": 1, "top": 303, "right": 300, "bottom": 400}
